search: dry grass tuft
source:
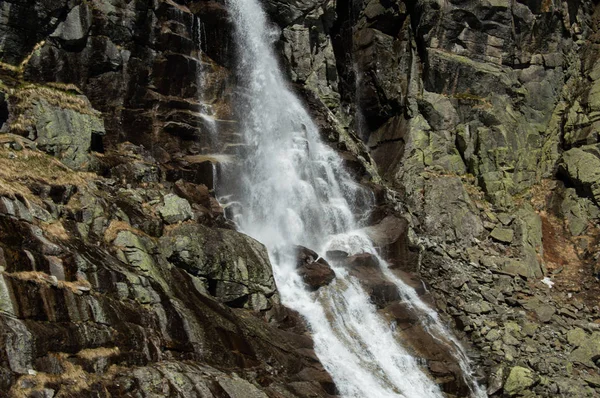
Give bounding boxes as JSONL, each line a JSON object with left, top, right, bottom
{"left": 45, "top": 82, "right": 83, "bottom": 95}
{"left": 18, "top": 41, "right": 46, "bottom": 71}
{"left": 0, "top": 61, "right": 20, "bottom": 74}
{"left": 7, "top": 83, "right": 97, "bottom": 135}
{"left": 42, "top": 222, "right": 70, "bottom": 241}
{"left": 104, "top": 220, "right": 144, "bottom": 243}
{"left": 6, "top": 270, "right": 92, "bottom": 295}
{"left": 0, "top": 40, "right": 47, "bottom": 83}
{"left": 76, "top": 347, "right": 120, "bottom": 361}
{"left": 8, "top": 352, "right": 120, "bottom": 398}
{"left": 0, "top": 147, "right": 94, "bottom": 202}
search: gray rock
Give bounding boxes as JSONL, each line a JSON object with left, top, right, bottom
{"left": 50, "top": 5, "right": 91, "bottom": 43}
{"left": 504, "top": 366, "right": 538, "bottom": 396}
{"left": 560, "top": 147, "right": 600, "bottom": 205}
{"left": 490, "top": 227, "right": 514, "bottom": 243}
{"left": 31, "top": 97, "right": 105, "bottom": 170}
{"left": 157, "top": 194, "right": 193, "bottom": 224}
{"left": 160, "top": 224, "right": 276, "bottom": 310}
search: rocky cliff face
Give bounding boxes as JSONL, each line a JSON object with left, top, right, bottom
{"left": 1, "top": 0, "right": 600, "bottom": 397}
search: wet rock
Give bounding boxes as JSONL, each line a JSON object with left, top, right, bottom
{"left": 325, "top": 250, "right": 348, "bottom": 260}
{"left": 361, "top": 215, "right": 414, "bottom": 269}
{"left": 342, "top": 253, "right": 400, "bottom": 307}
{"left": 344, "top": 253, "right": 380, "bottom": 269}
{"left": 295, "top": 246, "right": 335, "bottom": 290}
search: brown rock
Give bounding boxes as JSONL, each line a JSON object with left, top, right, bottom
{"left": 343, "top": 253, "right": 400, "bottom": 307}
{"left": 344, "top": 252, "right": 380, "bottom": 268}
{"left": 295, "top": 246, "right": 335, "bottom": 290}
{"left": 174, "top": 179, "right": 212, "bottom": 208}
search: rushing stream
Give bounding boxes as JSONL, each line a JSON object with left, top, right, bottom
{"left": 221, "top": 0, "right": 485, "bottom": 396}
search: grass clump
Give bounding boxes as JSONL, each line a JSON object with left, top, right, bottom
{"left": 0, "top": 146, "right": 94, "bottom": 201}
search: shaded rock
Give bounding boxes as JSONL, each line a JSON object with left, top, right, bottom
{"left": 559, "top": 147, "right": 600, "bottom": 205}
{"left": 584, "top": 375, "right": 600, "bottom": 388}
{"left": 174, "top": 180, "right": 212, "bottom": 209}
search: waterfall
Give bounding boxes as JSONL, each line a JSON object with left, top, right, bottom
{"left": 222, "top": 0, "right": 484, "bottom": 397}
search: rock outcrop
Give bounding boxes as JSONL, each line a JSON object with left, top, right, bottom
{"left": 0, "top": 139, "right": 334, "bottom": 397}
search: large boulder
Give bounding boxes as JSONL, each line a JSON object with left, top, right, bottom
{"left": 157, "top": 194, "right": 193, "bottom": 224}
{"left": 503, "top": 366, "right": 539, "bottom": 396}
{"left": 160, "top": 224, "right": 276, "bottom": 310}
{"left": 559, "top": 146, "right": 600, "bottom": 205}
{"left": 6, "top": 85, "right": 105, "bottom": 170}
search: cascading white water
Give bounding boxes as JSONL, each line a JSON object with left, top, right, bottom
{"left": 223, "top": 1, "right": 485, "bottom": 397}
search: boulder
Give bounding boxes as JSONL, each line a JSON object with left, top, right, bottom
{"left": 160, "top": 224, "right": 276, "bottom": 310}
{"left": 559, "top": 147, "right": 600, "bottom": 205}
{"left": 16, "top": 94, "right": 105, "bottom": 170}
{"left": 50, "top": 4, "right": 92, "bottom": 43}
{"left": 360, "top": 215, "right": 414, "bottom": 269}
{"left": 295, "top": 246, "right": 335, "bottom": 290}
{"left": 568, "top": 331, "right": 600, "bottom": 368}
{"left": 157, "top": 194, "right": 193, "bottom": 224}
{"left": 342, "top": 253, "right": 400, "bottom": 308}
{"left": 344, "top": 253, "right": 380, "bottom": 269}
{"left": 504, "top": 366, "right": 538, "bottom": 396}
{"left": 174, "top": 180, "right": 212, "bottom": 208}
